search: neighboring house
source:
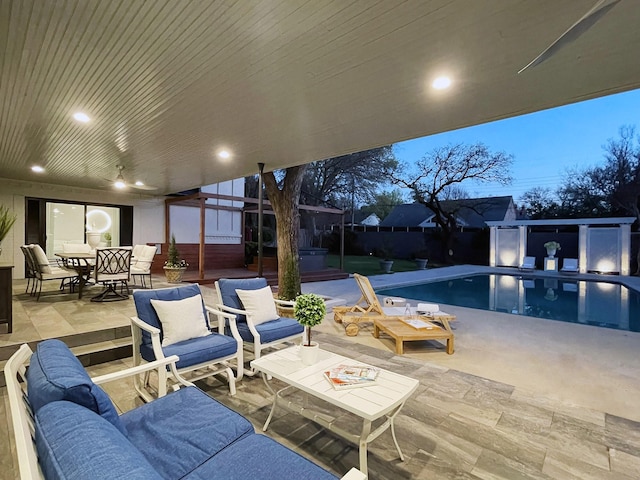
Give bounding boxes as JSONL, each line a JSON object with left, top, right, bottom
{"left": 380, "top": 196, "right": 517, "bottom": 228}
{"left": 358, "top": 212, "right": 381, "bottom": 226}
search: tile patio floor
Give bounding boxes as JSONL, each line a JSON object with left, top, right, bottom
{"left": 1, "top": 268, "right": 639, "bottom": 479}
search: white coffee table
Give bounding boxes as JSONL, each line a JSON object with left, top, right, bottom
{"left": 251, "top": 346, "right": 419, "bottom": 475}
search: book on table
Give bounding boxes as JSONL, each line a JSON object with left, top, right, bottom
{"left": 324, "top": 364, "right": 380, "bottom": 390}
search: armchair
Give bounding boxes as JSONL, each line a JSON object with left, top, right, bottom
{"left": 214, "top": 278, "right": 304, "bottom": 373}
{"left": 132, "top": 284, "right": 243, "bottom": 402}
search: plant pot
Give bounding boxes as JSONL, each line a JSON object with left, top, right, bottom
{"left": 163, "top": 266, "right": 186, "bottom": 284}
{"left": 87, "top": 232, "right": 101, "bottom": 250}
{"left": 299, "top": 341, "right": 319, "bottom": 365}
{"left": 546, "top": 248, "right": 556, "bottom": 258}
{"left": 379, "top": 260, "right": 393, "bottom": 274}
{"left": 414, "top": 258, "right": 428, "bottom": 270}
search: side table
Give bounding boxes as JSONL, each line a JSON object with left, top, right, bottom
{"left": 0, "top": 264, "right": 14, "bottom": 334}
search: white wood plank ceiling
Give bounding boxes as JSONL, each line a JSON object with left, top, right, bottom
{"left": 1, "top": 0, "right": 639, "bottom": 195}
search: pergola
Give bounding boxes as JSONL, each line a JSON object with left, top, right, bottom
{"left": 165, "top": 192, "right": 344, "bottom": 280}
{"left": 486, "top": 217, "right": 636, "bottom": 275}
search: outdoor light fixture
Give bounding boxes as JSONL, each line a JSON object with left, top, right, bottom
{"left": 432, "top": 76, "right": 452, "bottom": 90}
{"left": 31, "top": 165, "right": 44, "bottom": 173}
{"left": 218, "top": 149, "right": 231, "bottom": 159}
{"left": 72, "top": 112, "right": 91, "bottom": 123}
{"left": 114, "top": 173, "right": 126, "bottom": 189}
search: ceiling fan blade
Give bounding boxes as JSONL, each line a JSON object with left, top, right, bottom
{"left": 518, "top": 0, "right": 622, "bottom": 74}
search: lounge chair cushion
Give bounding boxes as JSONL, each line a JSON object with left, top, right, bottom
{"left": 151, "top": 294, "right": 211, "bottom": 347}
{"left": 134, "top": 284, "right": 210, "bottom": 346}
{"left": 27, "top": 339, "right": 126, "bottom": 435}
{"left": 35, "top": 401, "right": 161, "bottom": 480}
{"left": 235, "top": 285, "right": 280, "bottom": 325}
{"left": 217, "top": 277, "right": 269, "bottom": 321}
{"left": 140, "top": 333, "right": 238, "bottom": 369}
{"left": 30, "top": 243, "right": 52, "bottom": 274}
{"left": 187, "top": 433, "right": 337, "bottom": 480}
{"left": 121, "top": 387, "right": 254, "bottom": 480}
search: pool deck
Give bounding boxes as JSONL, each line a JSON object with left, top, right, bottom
{"left": 305, "top": 265, "right": 640, "bottom": 423}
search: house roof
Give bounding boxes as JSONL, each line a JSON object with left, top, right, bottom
{"left": 381, "top": 196, "right": 515, "bottom": 228}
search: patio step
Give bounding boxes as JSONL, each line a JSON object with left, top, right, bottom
{"left": 0, "top": 327, "right": 133, "bottom": 387}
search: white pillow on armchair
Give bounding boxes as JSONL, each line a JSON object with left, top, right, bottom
{"left": 235, "top": 286, "right": 280, "bottom": 325}
{"left": 150, "top": 294, "right": 211, "bottom": 347}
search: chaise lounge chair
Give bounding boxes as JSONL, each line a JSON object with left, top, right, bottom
{"left": 560, "top": 258, "right": 579, "bottom": 274}
{"left": 518, "top": 256, "right": 536, "bottom": 271}
{"left": 333, "top": 273, "right": 455, "bottom": 337}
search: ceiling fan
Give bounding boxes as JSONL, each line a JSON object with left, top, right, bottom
{"left": 518, "top": 0, "right": 622, "bottom": 74}
{"left": 109, "top": 165, "right": 158, "bottom": 191}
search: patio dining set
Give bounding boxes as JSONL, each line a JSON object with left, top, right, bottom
{"left": 19, "top": 243, "right": 157, "bottom": 302}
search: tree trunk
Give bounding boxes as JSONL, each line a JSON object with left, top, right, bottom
{"left": 263, "top": 166, "right": 307, "bottom": 300}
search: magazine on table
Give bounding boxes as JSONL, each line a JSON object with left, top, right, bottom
{"left": 323, "top": 364, "right": 380, "bottom": 390}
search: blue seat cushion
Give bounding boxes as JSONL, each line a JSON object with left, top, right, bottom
{"left": 26, "top": 339, "right": 126, "bottom": 435}
{"left": 133, "top": 284, "right": 209, "bottom": 347}
{"left": 236, "top": 316, "right": 303, "bottom": 343}
{"left": 183, "top": 433, "right": 338, "bottom": 479}
{"left": 121, "top": 387, "right": 254, "bottom": 479}
{"left": 140, "top": 331, "right": 237, "bottom": 368}
{"left": 35, "top": 401, "right": 161, "bottom": 480}
{"left": 217, "top": 278, "right": 268, "bottom": 322}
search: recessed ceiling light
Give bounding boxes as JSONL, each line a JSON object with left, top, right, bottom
{"left": 72, "top": 112, "right": 91, "bottom": 123}
{"left": 432, "top": 76, "right": 452, "bottom": 90}
{"left": 31, "top": 165, "right": 45, "bottom": 173}
{"left": 218, "top": 149, "right": 231, "bottom": 159}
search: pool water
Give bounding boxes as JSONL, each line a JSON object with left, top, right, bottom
{"left": 377, "top": 274, "right": 640, "bottom": 332}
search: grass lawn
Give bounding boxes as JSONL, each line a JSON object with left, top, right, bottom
{"left": 327, "top": 254, "right": 431, "bottom": 276}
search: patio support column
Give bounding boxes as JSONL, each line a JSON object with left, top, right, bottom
{"left": 578, "top": 225, "right": 588, "bottom": 273}
{"left": 489, "top": 226, "right": 496, "bottom": 267}
{"left": 199, "top": 196, "right": 205, "bottom": 280}
{"left": 621, "top": 223, "right": 631, "bottom": 275}
{"left": 257, "top": 162, "right": 264, "bottom": 277}
{"left": 518, "top": 225, "right": 527, "bottom": 264}
{"left": 340, "top": 213, "right": 345, "bottom": 270}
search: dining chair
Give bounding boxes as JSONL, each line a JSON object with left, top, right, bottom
{"left": 130, "top": 245, "right": 157, "bottom": 288}
{"left": 91, "top": 247, "right": 132, "bottom": 302}
{"left": 28, "top": 244, "right": 78, "bottom": 300}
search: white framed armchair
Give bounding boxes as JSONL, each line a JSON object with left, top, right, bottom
{"left": 131, "top": 284, "right": 243, "bottom": 402}
{"left": 214, "top": 278, "right": 304, "bottom": 374}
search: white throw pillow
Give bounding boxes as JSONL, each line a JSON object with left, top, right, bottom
{"left": 235, "top": 286, "right": 280, "bottom": 325}
{"left": 150, "top": 294, "right": 211, "bottom": 347}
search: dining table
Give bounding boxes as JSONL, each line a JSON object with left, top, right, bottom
{"left": 55, "top": 252, "right": 95, "bottom": 299}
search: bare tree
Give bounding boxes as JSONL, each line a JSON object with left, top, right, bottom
{"left": 391, "top": 143, "right": 513, "bottom": 261}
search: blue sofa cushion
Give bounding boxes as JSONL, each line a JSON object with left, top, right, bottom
{"left": 183, "top": 433, "right": 338, "bottom": 479}
{"left": 121, "top": 386, "right": 253, "bottom": 479}
{"left": 35, "top": 401, "right": 161, "bottom": 480}
{"left": 217, "top": 277, "right": 267, "bottom": 322}
{"left": 134, "top": 284, "right": 209, "bottom": 347}
{"left": 140, "top": 331, "right": 237, "bottom": 368}
{"left": 26, "top": 339, "right": 126, "bottom": 435}
{"left": 236, "top": 316, "right": 303, "bottom": 343}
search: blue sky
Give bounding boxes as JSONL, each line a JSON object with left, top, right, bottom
{"left": 393, "top": 88, "right": 640, "bottom": 204}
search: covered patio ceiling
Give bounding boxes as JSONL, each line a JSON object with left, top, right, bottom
{"left": 1, "top": 0, "right": 639, "bottom": 195}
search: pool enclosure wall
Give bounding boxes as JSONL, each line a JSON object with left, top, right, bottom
{"left": 486, "top": 218, "right": 635, "bottom": 275}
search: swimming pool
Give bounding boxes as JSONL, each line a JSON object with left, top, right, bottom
{"left": 377, "top": 274, "right": 640, "bottom": 332}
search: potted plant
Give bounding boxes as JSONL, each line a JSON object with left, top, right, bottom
{"left": 0, "top": 204, "right": 17, "bottom": 257}
{"left": 544, "top": 241, "right": 561, "bottom": 258}
{"left": 413, "top": 247, "right": 429, "bottom": 270}
{"left": 163, "top": 234, "right": 188, "bottom": 283}
{"left": 294, "top": 293, "right": 326, "bottom": 365}
{"left": 377, "top": 243, "right": 394, "bottom": 274}
{"left": 103, "top": 232, "right": 112, "bottom": 247}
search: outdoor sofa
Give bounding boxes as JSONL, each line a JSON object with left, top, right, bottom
{"left": 5, "top": 339, "right": 364, "bottom": 480}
